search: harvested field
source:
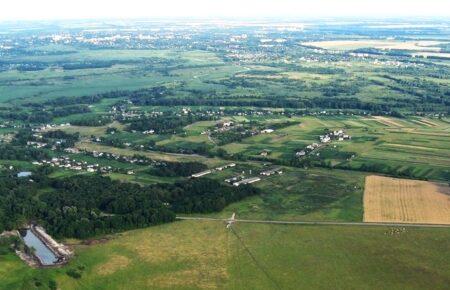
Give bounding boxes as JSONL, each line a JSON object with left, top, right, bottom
{"left": 418, "top": 118, "right": 439, "bottom": 127}
{"left": 363, "top": 175, "right": 450, "bottom": 224}
{"left": 410, "top": 119, "right": 434, "bottom": 127}
{"left": 372, "top": 116, "right": 405, "bottom": 127}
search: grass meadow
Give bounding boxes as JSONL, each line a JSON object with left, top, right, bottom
{"left": 1, "top": 220, "right": 449, "bottom": 290}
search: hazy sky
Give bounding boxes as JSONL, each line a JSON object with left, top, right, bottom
{"left": 1, "top": 0, "right": 449, "bottom": 21}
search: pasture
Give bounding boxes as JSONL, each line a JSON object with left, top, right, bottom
{"left": 363, "top": 175, "right": 450, "bottom": 224}
{"left": 1, "top": 220, "right": 449, "bottom": 290}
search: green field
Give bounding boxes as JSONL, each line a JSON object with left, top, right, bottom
{"left": 1, "top": 220, "right": 449, "bottom": 290}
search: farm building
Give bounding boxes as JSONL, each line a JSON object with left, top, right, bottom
{"left": 17, "top": 171, "right": 32, "bottom": 178}
{"left": 261, "top": 129, "right": 274, "bottom": 134}
{"left": 191, "top": 170, "right": 212, "bottom": 178}
{"left": 260, "top": 168, "right": 283, "bottom": 176}
{"left": 215, "top": 163, "right": 236, "bottom": 171}
{"left": 233, "top": 177, "right": 261, "bottom": 186}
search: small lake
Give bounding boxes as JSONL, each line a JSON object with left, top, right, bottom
{"left": 22, "top": 229, "right": 58, "bottom": 266}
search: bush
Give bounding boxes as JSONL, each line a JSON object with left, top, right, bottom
{"left": 66, "top": 269, "right": 82, "bottom": 279}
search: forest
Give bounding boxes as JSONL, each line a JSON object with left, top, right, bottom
{"left": 0, "top": 172, "right": 259, "bottom": 238}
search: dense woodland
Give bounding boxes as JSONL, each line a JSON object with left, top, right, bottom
{"left": 0, "top": 173, "right": 259, "bottom": 238}
{"left": 126, "top": 113, "right": 215, "bottom": 134}
{"left": 0, "top": 144, "right": 50, "bottom": 161}
{"left": 149, "top": 161, "right": 208, "bottom": 177}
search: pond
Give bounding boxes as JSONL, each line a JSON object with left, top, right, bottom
{"left": 22, "top": 229, "right": 58, "bottom": 266}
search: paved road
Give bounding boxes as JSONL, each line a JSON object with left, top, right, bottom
{"left": 176, "top": 216, "right": 450, "bottom": 228}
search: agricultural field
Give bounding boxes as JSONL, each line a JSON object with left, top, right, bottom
{"left": 364, "top": 175, "right": 450, "bottom": 224}
{"left": 219, "top": 115, "right": 450, "bottom": 181}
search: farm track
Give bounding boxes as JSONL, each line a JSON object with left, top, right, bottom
{"left": 176, "top": 216, "right": 450, "bottom": 228}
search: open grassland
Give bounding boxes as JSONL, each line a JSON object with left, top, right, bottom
{"left": 364, "top": 175, "right": 450, "bottom": 224}
{"left": 1, "top": 220, "right": 449, "bottom": 290}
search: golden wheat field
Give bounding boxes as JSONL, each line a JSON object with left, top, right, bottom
{"left": 363, "top": 175, "right": 450, "bottom": 224}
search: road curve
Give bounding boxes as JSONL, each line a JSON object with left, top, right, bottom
{"left": 176, "top": 216, "right": 450, "bottom": 228}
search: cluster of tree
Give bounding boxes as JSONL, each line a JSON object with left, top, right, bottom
{"left": 60, "top": 60, "right": 135, "bottom": 70}
{"left": 98, "top": 135, "right": 127, "bottom": 148}
{"left": 126, "top": 113, "right": 213, "bottom": 134}
{"left": 205, "top": 77, "right": 261, "bottom": 89}
{"left": 334, "top": 162, "right": 430, "bottom": 181}
{"left": 0, "top": 105, "right": 91, "bottom": 124}
{"left": 11, "top": 129, "right": 35, "bottom": 146}
{"left": 160, "top": 178, "right": 260, "bottom": 213}
{"left": 48, "top": 105, "right": 91, "bottom": 118}
{"left": 0, "top": 236, "right": 21, "bottom": 256}
{"left": 315, "top": 81, "right": 361, "bottom": 97}
{"left": 14, "top": 62, "right": 48, "bottom": 71}
{"left": 40, "top": 175, "right": 174, "bottom": 238}
{"left": 212, "top": 121, "right": 298, "bottom": 146}
{"left": 211, "top": 127, "right": 255, "bottom": 146}
{"left": 41, "top": 86, "right": 171, "bottom": 108}
{"left": 148, "top": 161, "right": 208, "bottom": 177}
{"left": 153, "top": 141, "right": 212, "bottom": 155}
{"left": 266, "top": 121, "right": 299, "bottom": 130}
{"left": 277, "top": 63, "right": 346, "bottom": 75}
{"left": 0, "top": 168, "right": 51, "bottom": 232}
{"left": 124, "top": 86, "right": 172, "bottom": 105}
{"left": 0, "top": 172, "right": 260, "bottom": 239}
{"left": 133, "top": 96, "right": 401, "bottom": 113}
{"left": 0, "top": 144, "right": 50, "bottom": 161}
{"left": 0, "top": 58, "right": 141, "bottom": 72}
{"left": 69, "top": 115, "right": 112, "bottom": 126}
{"left": 0, "top": 109, "right": 52, "bottom": 123}
{"left": 12, "top": 128, "right": 79, "bottom": 150}
{"left": 42, "top": 130, "right": 80, "bottom": 148}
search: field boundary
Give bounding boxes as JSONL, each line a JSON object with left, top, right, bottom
{"left": 176, "top": 217, "right": 450, "bottom": 228}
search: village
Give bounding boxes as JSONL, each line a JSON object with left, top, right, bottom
{"left": 295, "top": 129, "right": 351, "bottom": 159}
{"left": 30, "top": 152, "right": 145, "bottom": 175}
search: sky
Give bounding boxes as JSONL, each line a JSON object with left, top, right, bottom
{"left": 1, "top": 0, "right": 449, "bottom": 21}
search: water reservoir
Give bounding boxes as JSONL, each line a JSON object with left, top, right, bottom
{"left": 22, "top": 229, "right": 58, "bottom": 266}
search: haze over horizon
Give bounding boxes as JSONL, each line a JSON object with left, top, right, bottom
{"left": 1, "top": 0, "right": 450, "bottom": 22}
